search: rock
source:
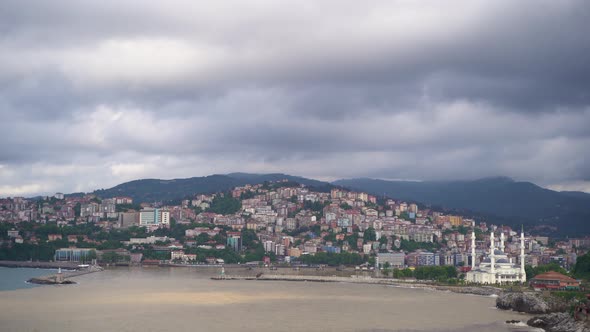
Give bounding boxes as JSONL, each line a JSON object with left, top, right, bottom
{"left": 496, "top": 292, "right": 569, "bottom": 314}
{"left": 433, "top": 285, "right": 500, "bottom": 296}
{"left": 527, "top": 312, "right": 590, "bottom": 332}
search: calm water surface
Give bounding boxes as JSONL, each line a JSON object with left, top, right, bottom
{"left": 0, "top": 267, "right": 58, "bottom": 291}
{"left": 0, "top": 267, "right": 539, "bottom": 332}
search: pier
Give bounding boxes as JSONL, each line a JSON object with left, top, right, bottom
{"left": 27, "top": 265, "right": 103, "bottom": 285}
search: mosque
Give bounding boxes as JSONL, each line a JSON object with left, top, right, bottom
{"left": 465, "top": 229, "right": 526, "bottom": 284}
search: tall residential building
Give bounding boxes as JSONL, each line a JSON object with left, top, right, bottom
{"left": 139, "top": 208, "right": 170, "bottom": 226}
{"left": 227, "top": 235, "right": 242, "bottom": 252}
{"left": 448, "top": 215, "right": 463, "bottom": 226}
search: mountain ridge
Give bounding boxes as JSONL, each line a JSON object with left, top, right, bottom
{"left": 90, "top": 173, "right": 590, "bottom": 235}
{"left": 333, "top": 177, "right": 590, "bottom": 235}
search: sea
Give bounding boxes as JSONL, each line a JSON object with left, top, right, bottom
{"left": 0, "top": 266, "right": 541, "bottom": 332}
{"left": 0, "top": 266, "right": 58, "bottom": 291}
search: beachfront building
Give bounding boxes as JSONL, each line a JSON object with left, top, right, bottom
{"left": 530, "top": 271, "right": 581, "bottom": 290}
{"left": 466, "top": 230, "right": 526, "bottom": 284}
{"left": 54, "top": 248, "right": 96, "bottom": 262}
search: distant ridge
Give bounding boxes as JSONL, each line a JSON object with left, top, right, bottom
{"left": 333, "top": 177, "right": 590, "bottom": 235}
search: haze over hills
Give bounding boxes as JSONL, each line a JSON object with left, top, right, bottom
{"left": 91, "top": 173, "right": 590, "bottom": 234}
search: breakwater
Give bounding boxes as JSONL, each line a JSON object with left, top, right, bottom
{"left": 28, "top": 265, "right": 103, "bottom": 285}
{"left": 212, "top": 274, "right": 501, "bottom": 296}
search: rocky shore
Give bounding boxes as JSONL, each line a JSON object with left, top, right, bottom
{"left": 496, "top": 291, "right": 570, "bottom": 314}
{"left": 528, "top": 313, "right": 590, "bottom": 332}
{"left": 497, "top": 291, "right": 590, "bottom": 332}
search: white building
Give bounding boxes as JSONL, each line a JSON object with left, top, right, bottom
{"left": 466, "top": 230, "right": 526, "bottom": 284}
{"left": 139, "top": 208, "right": 170, "bottom": 226}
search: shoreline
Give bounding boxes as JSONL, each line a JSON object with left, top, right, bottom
{"left": 212, "top": 274, "right": 503, "bottom": 296}
{"left": 0, "top": 260, "right": 82, "bottom": 269}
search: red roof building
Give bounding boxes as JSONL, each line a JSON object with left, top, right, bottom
{"left": 530, "top": 271, "right": 581, "bottom": 290}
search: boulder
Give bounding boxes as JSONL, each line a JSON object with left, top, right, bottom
{"left": 496, "top": 292, "right": 569, "bottom": 314}
{"left": 528, "top": 312, "right": 590, "bottom": 332}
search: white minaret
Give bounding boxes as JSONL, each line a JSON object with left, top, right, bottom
{"left": 500, "top": 231, "right": 505, "bottom": 252}
{"left": 471, "top": 231, "right": 476, "bottom": 269}
{"left": 490, "top": 231, "right": 496, "bottom": 284}
{"left": 520, "top": 227, "right": 526, "bottom": 283}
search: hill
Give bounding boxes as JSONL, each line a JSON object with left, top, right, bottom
{"left": 93, "top": 173, "right": 333, "bottom": 203}
{"left": 332, "top": 177, "right": 590, "bottom": 235}
{"left": 92, "top": 173, "right": 590, "bottom": 235}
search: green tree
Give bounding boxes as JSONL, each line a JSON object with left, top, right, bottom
{"left": 345, "top": 233, "right": 359, "bottom": 250}
{"left": 81, "top": 250, "right": 97, "bottom": 263}
{"left": 339, "top": 203, "right": 353, "bottom": 210}
{"left": 323, "top": 232, "right": 337, "bottom": 242}
{"left": 197, "top": 233, "right": 210, "bottom": 244}
{"left": 241, "top": 229, "right": 258, "bottom": 249}
{"left": 74, "top": 203, "right": 81, "bottom": 217}
{"left": 298, "top": 252, "right": 364, "bottom": 266}
{"left": 399, "top": 239, "right": 440, "bottom": 252}
{"left": 364, "top": 227, "right": 377, "bottom": 242}
{"left": 101, "top": 252, "right": 121, "bottom": 263}
{"left": 526, "top": 263, "right": 569, "bottom": 280}
{"left": 574, "top": 252, "right": 590, "bottom": 279}
{"left": 207, "top": 194, "right": 241, "bottom": 215}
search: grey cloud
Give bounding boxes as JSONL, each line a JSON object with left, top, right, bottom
{"left": 0, "top": 0, "right": 589, "bottom": 196}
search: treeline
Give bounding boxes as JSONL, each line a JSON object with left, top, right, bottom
{"left": 398, "top": 239, "right": 440, "bottom": 252}
{"left": 573, "top": 252, "right": 590, "bottom": 280}
{"left": 298, "top": 252, "right": 364, "bottom": 266}
{"left": 525, "top": 262, "right": 569, "bottom": 280}
{"left": 0, "top": 243, "right": 58, "bottom": 261}
{"left": 388, "top": 266, "right": 457, "bottom": 281}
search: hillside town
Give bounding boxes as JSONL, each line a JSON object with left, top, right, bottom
{"left": 0, "top": 180, "right": 585, "bottom": 282}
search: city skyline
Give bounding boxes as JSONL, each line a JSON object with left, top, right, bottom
{"left": 1, "top": 0, "right": 589, "bottom": 196}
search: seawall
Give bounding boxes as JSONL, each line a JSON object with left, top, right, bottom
{"left": 0, "top": 260, "right": 81, "bottom": 269}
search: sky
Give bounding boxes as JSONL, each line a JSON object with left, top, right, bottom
{"left": 1, "top": 0, "right": 589, "bottom": 197}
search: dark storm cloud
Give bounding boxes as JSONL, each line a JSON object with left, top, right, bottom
{"left": 0, "top": 0, "right": 589, "bottom": 196}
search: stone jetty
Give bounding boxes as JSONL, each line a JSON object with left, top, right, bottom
{"left": 28, "top": 265, "right": 103, "bottom": 285}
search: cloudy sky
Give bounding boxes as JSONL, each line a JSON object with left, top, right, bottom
{"left": 1, "top": 0, "right": 589, "bottom": 196}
